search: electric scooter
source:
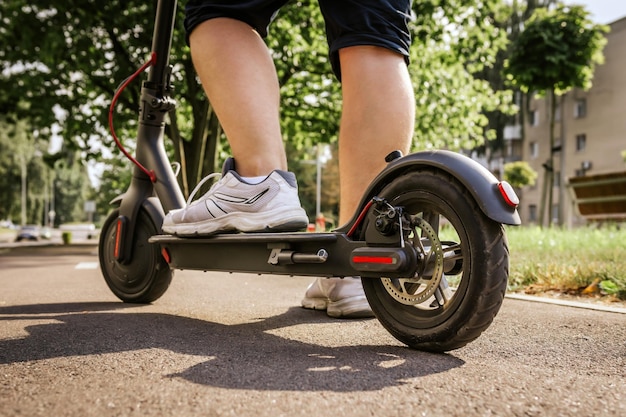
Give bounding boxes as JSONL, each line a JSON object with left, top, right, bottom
{"left": 99, "top": 0, "right": 521, "bottom": 352}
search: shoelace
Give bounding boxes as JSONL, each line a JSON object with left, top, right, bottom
{"left": 185, "top": 172, "right": 222, "bottom": 206}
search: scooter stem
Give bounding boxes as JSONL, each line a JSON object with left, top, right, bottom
{"left": 116, "top": 0, "right": 184, "bottom": 263}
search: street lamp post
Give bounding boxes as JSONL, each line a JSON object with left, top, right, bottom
{"left": 19, "top": 155, "right": 27, "bottom": 226}
{"left": 315, "top": 144, "right": 332, "bottom": 231}
{"left": 49, "top": 178, "right": 56, "bottom": 228}
{"left": 302, "top": 144, "right": 333, "bottom": 231}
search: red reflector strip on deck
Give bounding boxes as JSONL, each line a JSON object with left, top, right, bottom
{"left": 352, "top": 256, "right": 396, "bottom": 264}
{"left": 161, "top": 247, "right": 171, "bottom": 264}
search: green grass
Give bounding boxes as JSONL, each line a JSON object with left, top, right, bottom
{"left": 505, "top": 226, "right": 626, "bottom": 300}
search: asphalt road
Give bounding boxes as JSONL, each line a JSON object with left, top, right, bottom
{"left": 0, "top": 244, "right": 624, "bottom": 417}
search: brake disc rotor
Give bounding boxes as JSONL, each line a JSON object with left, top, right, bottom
{"left": 381, "top": 215, "right": 445, "bottom": 305}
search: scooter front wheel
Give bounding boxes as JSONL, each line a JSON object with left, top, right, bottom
{"left": 98, "top": 208, "right": 172, "bottom": 303}
{"left": 362, "top": 169, "right": 509, "bottom": 352}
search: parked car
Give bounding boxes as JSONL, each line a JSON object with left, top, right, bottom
{"left": 15, "top": 225, "right": 42, "bottom": 242}
{"left": 0, "top": 219, "right": 16, "bottom": 229}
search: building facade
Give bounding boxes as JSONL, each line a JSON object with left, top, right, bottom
{"left": 515, "top": 16, "right": 626, "bottom": 226}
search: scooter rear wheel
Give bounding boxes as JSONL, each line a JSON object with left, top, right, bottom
{"left": 362, "top": 169, "right": 509, "bottom": 352}
{"left": 99, "top": 208, "right": 172, "bottom": 303}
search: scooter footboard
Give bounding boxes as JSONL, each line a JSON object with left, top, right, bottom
{"left": 150, "top": 232, "right": 418, "bottom": 279}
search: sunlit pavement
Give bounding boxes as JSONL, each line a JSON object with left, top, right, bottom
{"left": 1, "top": 244, "right": 625, "bottom": 417}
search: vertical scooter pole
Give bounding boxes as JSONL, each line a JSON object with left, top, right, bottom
{"left": 115, "top": 0, "right": 185, "bottom": 263}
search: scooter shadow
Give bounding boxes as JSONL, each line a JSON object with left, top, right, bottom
{"left": 0, "top": 302, "right": 465, "bottom": 392}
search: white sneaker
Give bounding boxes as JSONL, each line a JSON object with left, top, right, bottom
{"left": 301, "top": 277, "right": 374, "bottom": 318}
{"left": 162, "top": 158, "right": 309, "bottom": 236}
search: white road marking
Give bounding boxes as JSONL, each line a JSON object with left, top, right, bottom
{"left": 75, "top": 262, "right": 99, "bottom": 270}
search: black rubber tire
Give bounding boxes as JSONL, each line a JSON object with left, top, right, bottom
{"left": 362, "top": 169, "right": 509, "bottom": 352}
{"left": 98, "top": 208, "right": 172, "bottom": 303}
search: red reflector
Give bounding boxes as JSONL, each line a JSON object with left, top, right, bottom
{"left": 114, "top": 219, "right": 123, "bottom": 258}
{"left": 352, "top": 256, "right": 396, "bottom": 264}
{"left": 498, "top": 181, "right": 519, "bottom": 207}
{"left": 161, "top": 247, "right": 171, "bottom": 264}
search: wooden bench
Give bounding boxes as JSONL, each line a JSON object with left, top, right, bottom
{"left": 568, "top": 171, "right": 626, "bottom": 222}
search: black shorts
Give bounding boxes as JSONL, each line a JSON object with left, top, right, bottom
{"left": 184, "top": 0, "right": 412, "bottom": 79}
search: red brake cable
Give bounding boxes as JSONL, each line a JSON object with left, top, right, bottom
{"left": 346, "top": 199, "right": 375, "bottom": 238}
{"left": 108, "top": 52, "right": 158, "bottom": 183}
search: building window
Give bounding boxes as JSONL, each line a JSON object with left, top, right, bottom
{"left": 574, "top": 99, "right": 587, "bottom": 118}
{"left": 528, "top": 204, "right": 537, "bottom": 222}
{"left": 529, "top": 110, "right": 539, "bottom": 127}
{"left": 529, "top": 141, "right": 539, "bottom": 159}
{"left": 576, "top": 134, "right": 586, "bottom": 151}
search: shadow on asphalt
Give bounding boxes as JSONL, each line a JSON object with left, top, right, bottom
{"left": 0, "top": 302, "right": 464, "bottom": 392}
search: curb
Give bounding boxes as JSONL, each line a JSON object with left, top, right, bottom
{"left": 0, "top": 240, "right": 98, "bottom": 250}
{"left": 505, "top": 292, "right": 626, "bottom": 314}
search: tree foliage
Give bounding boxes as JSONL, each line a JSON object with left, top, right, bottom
{"left": 0, "top": 116, "right": 89, "bottom": 225}
{"left": 504, "top": 160, "right": 538, "bottom": 188}
{"left": 408, "top": 0, "right": 513, "bottom": 150}
{"left": 475, "top": 0, "right": 556, "bottom": 157}
{"left": 506, "top": 4, "right": 609, "bottom": 95}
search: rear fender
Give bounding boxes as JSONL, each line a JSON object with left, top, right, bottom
{"left": 337, "top": 150, "right": 521, "bottom": 233}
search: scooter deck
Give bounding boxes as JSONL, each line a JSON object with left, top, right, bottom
{"left": 150, "top": 232, "right": 367, "bottom": 277}
{"left": 151, "top": 231, "right": 339, "bottom": 244}
{"left": 149, "top": 232, "right": 416, "bottom": 278}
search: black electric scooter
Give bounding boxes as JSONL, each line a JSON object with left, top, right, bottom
{"left": 99, "top": 0, "right": 521, "bottom": 352}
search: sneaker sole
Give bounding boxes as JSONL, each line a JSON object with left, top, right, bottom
{"left": 327, "top": 295, "right": 374, "bottom": 318}
{"left": 302, "top": 295, "right": 374, "bottom": 319}
{"left": 301, "top": 297, "right": 329, "bottom": 311}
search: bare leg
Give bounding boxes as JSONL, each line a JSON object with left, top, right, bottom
{"left": 301, "top": 47, "right": 414, "bottom": 318}
{"left": 189, "top": 18, "right": 286, "bottom": 177}
{"left": 337, "top": 46, "right": 415, "bottom": 224}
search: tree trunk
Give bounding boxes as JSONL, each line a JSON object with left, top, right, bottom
{"left": 182, "top": 102, "right": 222, "bottom": 197}
{"left": 557, "top": 94, "right": 567, "bottom": 227}
{"left": 166, "top": 102, "right": 223, "bottom": 200}
{"left": 547, "top": 88, "right": 557, "bottom": 226}
{"left": 167, "top": 108, "right": 188, "bottom": 197}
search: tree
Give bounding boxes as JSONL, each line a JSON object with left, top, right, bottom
{"left": 406, "top": 0, "right": 513, "bottom": 150}
{"left": 476, "top": 0, "right": 557, "bottom": 160}
{"left": 0, "top": 1, "right": 208, "bottom": 198}
{"left": 503, "top": 161, "right": 538, "bottom": 188}
{"left": 0, "top": 113, "right": 89, "bottom": 226}
{"left": 505, "top": 4, "right": 608, "bottom": 226}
